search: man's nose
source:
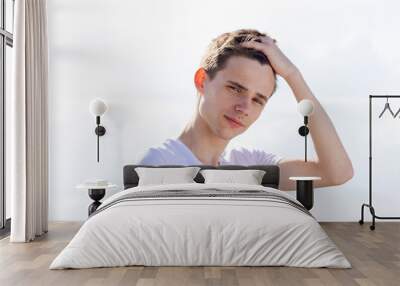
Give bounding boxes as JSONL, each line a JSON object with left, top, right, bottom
{"left": 234, "top": 98, "right": 250, "bottom": 116}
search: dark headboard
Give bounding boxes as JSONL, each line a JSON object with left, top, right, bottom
{"left": 123, "top": 165, "right": 280, "bottom": 190}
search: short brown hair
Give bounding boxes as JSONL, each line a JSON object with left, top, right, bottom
{"left": 200, "top": 29, "right": 277, "bottom": 95}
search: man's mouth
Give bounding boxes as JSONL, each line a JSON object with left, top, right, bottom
{"left": 224, "top": 115, "right": 244, "bottom": 128}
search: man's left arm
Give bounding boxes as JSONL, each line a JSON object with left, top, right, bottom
{"left": 278, "top": 70, "right": 354, "bottom": 191}
{"left": 242, "top": 36, "right": 354, "bottom": 191}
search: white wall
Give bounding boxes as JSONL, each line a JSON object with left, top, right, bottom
{"left": 47, "top": 0, "right": 400, "bottom": 221}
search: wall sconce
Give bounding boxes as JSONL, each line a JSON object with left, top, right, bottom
{"left": 297, "top": 99, "right": 314, "bottom": 162}
{"left": 89, "top": 98, "right": 107, "bottom": 162}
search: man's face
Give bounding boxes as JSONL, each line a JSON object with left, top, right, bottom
{"left": 197, "top": 55, "right": 276, "bottom": 140}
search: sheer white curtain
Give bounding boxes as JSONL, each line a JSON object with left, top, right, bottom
{"left": 9, "top": 0, "right": 48, "bottom": 242}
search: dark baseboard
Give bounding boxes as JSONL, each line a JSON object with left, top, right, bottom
{"left": 0, "top": 218, "right": 11, "bottom": 239}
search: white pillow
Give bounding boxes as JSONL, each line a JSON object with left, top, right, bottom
{"left": 200, "top": 169, "right": 266, "bottom": 185}
{"left": 135, "top": 167, "right": 201, "bottom": 186}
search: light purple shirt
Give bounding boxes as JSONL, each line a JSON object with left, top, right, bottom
{"left": 138, "top": 138, "right": 283, "bottom": 166}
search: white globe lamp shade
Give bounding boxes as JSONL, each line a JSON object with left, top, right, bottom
{"left": 298, "top": 99, "right": 314, "bottom": 116}
{"left": 89, "top": 99, "right": 107, "bottom": 117}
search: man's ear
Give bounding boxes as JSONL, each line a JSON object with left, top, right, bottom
{"left": 194, "top": 68, "right": 207, "bottom": 94}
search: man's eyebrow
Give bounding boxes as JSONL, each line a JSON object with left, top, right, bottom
{"left": 226, "top": 80, "right": 269, "bottom": 102}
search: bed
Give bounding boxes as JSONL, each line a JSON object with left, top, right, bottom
{"left": 49, "top": 165, "right": 351, "bottom": 269}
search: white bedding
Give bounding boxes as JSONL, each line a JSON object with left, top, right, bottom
{"left": 49, "top": 183, "right": 351, "bottom": 269}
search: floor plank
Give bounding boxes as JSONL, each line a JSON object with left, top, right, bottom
{"left": 0, "top": 222, "right": 399, "bottom": 286}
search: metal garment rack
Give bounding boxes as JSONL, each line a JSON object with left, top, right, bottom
{"left": 359, "top": 95, "right": 400, "bottom": 230}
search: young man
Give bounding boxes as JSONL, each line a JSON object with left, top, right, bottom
{"left": 138, "top": 29, "right": 354, "bottom": 191}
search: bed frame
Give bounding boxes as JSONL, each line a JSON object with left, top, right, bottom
{"left": 123, "top": 165, "right": 280, "bottom": 189}
{"left": 123, "top": 165, "right": 315, "bottom": 211}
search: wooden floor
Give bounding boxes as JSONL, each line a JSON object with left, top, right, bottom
{"left": 0, "top": 222, "right": 399, "bottom": 286}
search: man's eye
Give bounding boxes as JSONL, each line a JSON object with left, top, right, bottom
{"left": 228, "top": 86, "right": 241, "bottom": 93}
{"left": 253, "top": 99, "right": 264, "bottom": 105}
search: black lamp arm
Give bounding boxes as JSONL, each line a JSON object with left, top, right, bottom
{"left": 94, "top": 116, "right": 106, "bottom": 162}
{"left": 298, "top": 116, "right": 310, "bottom": 162}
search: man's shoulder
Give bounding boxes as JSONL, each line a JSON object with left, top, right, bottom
{"left": 136, "top": 138, "right": 187, "bottom": 165}
{"left": 147, "top": 138, "right": 177, "bottom": 153}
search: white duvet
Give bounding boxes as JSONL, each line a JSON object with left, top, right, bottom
{"left": 50, "top": 183, "right": 351, "bottom": 269}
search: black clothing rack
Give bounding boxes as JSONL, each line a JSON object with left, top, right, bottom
{"left": 359, "top": 95, "right": 400, "bottom": 230}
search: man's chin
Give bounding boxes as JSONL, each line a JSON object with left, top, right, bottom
{"left": 218, "top": 129, "right": 244, "bottom": 141}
